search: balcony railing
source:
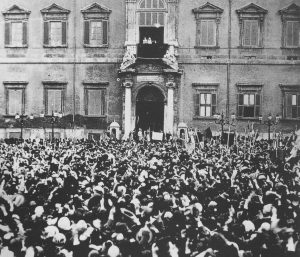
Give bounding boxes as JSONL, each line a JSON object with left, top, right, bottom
{"left": 137, "top": 43, "right": 168, "bottom": 58}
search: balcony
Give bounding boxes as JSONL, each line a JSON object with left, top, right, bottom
{"left": 137, "top": 43, "right": 168, "bottom": 59}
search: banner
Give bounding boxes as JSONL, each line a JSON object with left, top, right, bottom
{"left": 152, "top": 132, "right": 163, "bottom": 141}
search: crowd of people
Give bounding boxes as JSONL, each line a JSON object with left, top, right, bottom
{"left": 0, "top": 134, "right": 299, "bottom": 257}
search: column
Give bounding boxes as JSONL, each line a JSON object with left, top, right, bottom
{"left": 166, "top": 82, "right": 176, "bottom": 134}
{"left": 163, "top": 101, "right": 168, "bottom": 133}
{"left": 123, "top": 81, "right": 133, "bottom": 138}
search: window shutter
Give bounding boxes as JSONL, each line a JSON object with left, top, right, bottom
{"left": 250, "top": 21, "right": 258, "bottom": 46}
{"left": 84, "top": 20, "right": 90, "bottom": 45}
{"left": 194, "top": 94, "right": 200, "bottom": 116}
{"left": 285, "top": 94, "right": 292, "bottom": 118}
{"left": 101, "top": 89, "right": 106, "bottom": 115}
{"left": 22, "top": 22, "right": 27, "bottom": 46}
{"left": 255, "top": 93, "right": 261, "bottom": 117}
{"left": 62, "top": 21, "right": 67, "bottom": 45}
{"left": 43, "top": 21, "right": 49, "bottom": 45}
{"left": 207, "top": 21, "right": 215, "bottom": 46}
{"left": 5, "top": 22, "right": 11, "bottom": 46}
{"left": 200, "top": 21, "right": 208, "bottom": 46}
{"left": 243, "top": 21, "right": 251, "bottom": 46}
{"left": 286, "top": 22, "right": 293, "bottom": 46}
{"left": 238, "top": 93, "right": 243, "bottom": 117}
{"left": 211, "top": 93, "right": 217, "bottom": 116}
{"left": 102, "top": 20, "right": 108, "bottom": 45}
{"left": 293, "top": 21, "right": 299, "bottom": 46}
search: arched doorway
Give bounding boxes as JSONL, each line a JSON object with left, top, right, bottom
{"left": 136, "top": 86, "right": 164, "bottom": 131}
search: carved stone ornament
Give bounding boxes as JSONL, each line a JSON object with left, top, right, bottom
{"left": 120, "top": 47, "right": 136, "bottom": 70}
{"left": 162, "top": 47, "right": 179, "bottom": 70}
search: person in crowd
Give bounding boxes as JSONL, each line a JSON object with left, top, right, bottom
{"left": 0, "top": 134, "right": 299, "bottom": 257}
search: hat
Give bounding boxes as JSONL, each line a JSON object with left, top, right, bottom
{"left": 57, "top": 217, "right": 71, "bottom": 231}
{"left": 44, "top": 225, "right": 59, "bottom": 238}
{"left": 13, "top": 194, "right": 25, "bottom": 207}
{"left": 35, "top": 206, "right": 44, "bottom": 217}
{"left": 242, "top": 220, "right": 255, "bottom": 232}
{"left": 258, "top": 222, "right": 270, "bottom": 233}
{"left": 136, "top": 226, "right": 153, "bottom": 245}
{"left": 53, "top": 233, "right": 66, "bottom": 245}
{"left": 107, "top": 245, "right": 120, "bottom": 257}
{"left": 76, "top": 220, "right": 88, "bottom": 233}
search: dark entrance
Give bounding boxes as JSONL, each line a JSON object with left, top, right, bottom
{"left": 136, "top": 86, "right": 164, "bottom": 131}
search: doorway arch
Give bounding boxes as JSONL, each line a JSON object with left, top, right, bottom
{"left": 136, "top": 85, "right": 165, "bottom": 131}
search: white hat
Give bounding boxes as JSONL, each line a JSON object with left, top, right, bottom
{"left": 57, "top": 217, "right": 71, "bottom": 231}
{"left": 44, "top": 225, "right": 59, "bottom": 238}
{"left": 242, "top": 220, "right": 255, "bottom": 232}
{"left": 34, "top": 206, "right": 44, "bottom": 217}
{"left": 107, "top": 245, "right": 120, "bottom": 257}
{"left": 258, "top": 222, "right": 271, "bottom": 233}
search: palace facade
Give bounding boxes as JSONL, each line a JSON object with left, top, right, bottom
{"left": 0, "top": 0, "right": 299, "bottom": 139}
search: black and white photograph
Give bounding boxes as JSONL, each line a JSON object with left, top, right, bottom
{"left": 0, "top": 0, "right": 299, "bottom": 256}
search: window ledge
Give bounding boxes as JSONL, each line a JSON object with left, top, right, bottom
{"left": 194, "top": 46, "right": 220, "bottom": 49}
{"left": 84, "top": 115, "right": 107, "bottom": 118}
{"left": 5, "top": 45, "right": 28, "bottom": 48}
{"left": 83, "top": 44, "right": 109, "bottom": 48}
{"left": 43, "top": 45, "right": 68, "bottom": 48}
{"left": 236, "top": 117, "right": 261, "bottom": 121}
{"left": 281, "top": 47, "right": 300, "bottom": 50}
{"left": 193, "top": 116, "right": 217, "bottom": 120}
{"left": 238, "top": 46, "right": 264, "bottom": 49}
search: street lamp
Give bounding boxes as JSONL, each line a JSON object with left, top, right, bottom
{"left": 50, "top": 110, "right": 63, "bottom": 141}
{"left": 259, "top": 113, "right": 280, "bottom": 142}
{"left": 213, "top": 112, "right": 236, "bottom": 143}
{"left": 15, "top": 113, "right": 34, "bottom": 140}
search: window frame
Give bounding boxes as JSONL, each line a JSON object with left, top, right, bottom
{"left": 279, "top": 84, "right": 300, "bottom": 120}
{"left": 236, "top": 84, "right": 263, "bottom": 120}
{"left": 3, "top": 81, "right": 28, "bottom": 116}
{"left": 2, "top": 5, "right": 30, "bottom": 48}
{"left": 192, "top": 83, "right": 218, "bottom": 119}
{"left": 236, "top": 3, "right": 267, "bottom": 49}
{"left": 41, "top": 4, "right": 70, "bottom": 48}
{"left": 192, "top": 3, "right": 223, "bottom": 49}
{"left": 42, "top": 81, "right": 67, "bottom": 115}
{"left": 81, "top": 3, "right": 111, "bottom": 48}
{"left": 83, "top": 82, "right": 109, "bottom": 117}
{"left": 279, "top": 4, "right": 300, "bottom": 49}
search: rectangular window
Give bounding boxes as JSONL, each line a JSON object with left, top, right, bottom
{"left": 194, "top": 92, "right": 217, "bottom": 117}
{"left": 286, "top": 21, "right": 300, "bottom": 47}
{"left": 198, "top": 20, "right": 216, "bottom": 46}
{"left": 46, "top": 89, "right": 63, "bottom": 115}
{"left": 5, "top": 21, "right": 27, "bottom": 47}
{"left": 238, "top": 92, "right": 261, "bottom": 118}
{"left": 243, "top": 20, "right": 259, "bottom": 47}
{"left": 284, "top": 92, "right": 300, "bottom": 119}
{"left": 139, "top": 12, "right": 164, "bottom": 26}
{"left": 84, "top": 20, "right": 108, "bottom": 46}
{"left": 85, "top": 89, "right": 106, "bottom": 116}
{"left": 8, "top": 89, "right": 23, "bottom": 115}
{"left": 44, "top": 21, "right": 67, "bottom": 47}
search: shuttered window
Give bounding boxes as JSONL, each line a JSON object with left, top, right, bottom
{"left": 284, "top": 92, "right": 300, "bottom": 119}
{"left": 198, "top": 20, "right": 216, "bottom": 46}
{"left": 5, "top": 21, "right": 28, "bottom": 47}
{"left": 238, "top": 92, "right": 261, "bottom": 118}
{"left": 243, "top": 20, "right": 259, "bottom": 47}
{"left": 85, "top": 89, "right": 106, "bottom": 116}
{"left": 286, "top": 21, "right": 300, "bottom": 47}
{"left": 47, "top": 89, "right": 63, "bottom": 115}
{"left": 8, "top": 89, "right": 23, "bottom": 115}
{"left": 194, "top": 92, "right": 217, "bottom": 117}
{"left": 84, "top": 20, "right": 108, "bottom": 46}
{"left": 44, "top": 21, "right": 67, "bottom": 47}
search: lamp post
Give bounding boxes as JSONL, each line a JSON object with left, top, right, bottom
{"left": 259, "top": 113, "right": 280, "bottom": 142}
{"left": 15, "top": 113, "right": 34, "bottom": 140}
{"left": 50, "top": 110, "right": 63, "bottom": 141}
{"left": 213, "top": 112, "right": 236, "bottom": 143}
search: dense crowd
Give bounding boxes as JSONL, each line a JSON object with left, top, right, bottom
{"left": 0, "top": 135, "right": 299, "bottom": 257}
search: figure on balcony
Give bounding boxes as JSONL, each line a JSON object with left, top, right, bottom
{"left": 120, "top": 47, "right": 136, "bottom": 70}
{"left": 163, "top": 48, "right": 178, "bottom": 70}
{"left": 147, "top": 37, "right": 152, "bottom": 44}
{"left": 143, "top": 37, "right": 147, "bottom": 44}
